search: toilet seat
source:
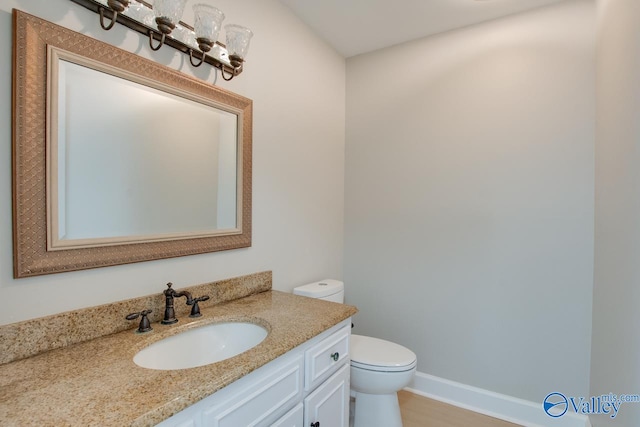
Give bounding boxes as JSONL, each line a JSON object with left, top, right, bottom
{"left": 350, "top": 334, "right": 417, "bottom": 372}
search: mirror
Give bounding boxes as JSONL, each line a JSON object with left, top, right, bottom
{"left": 49, "top": 51, "right": 241, "bottom": 249}
{"left": 12, "top": 10, "right": 252, "bottom": 277}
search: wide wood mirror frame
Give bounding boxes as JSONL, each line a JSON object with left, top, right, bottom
{"left": 12, "top": 10, "right": 252, "bottom": 278}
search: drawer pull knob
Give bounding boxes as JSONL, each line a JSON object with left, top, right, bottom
{"left": 330, "top": 352, "right": 339, "bottom": 361}
{"left": 311, "top": 422, "right": 320, "bottom": 427}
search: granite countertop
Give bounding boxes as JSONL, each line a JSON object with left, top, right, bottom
{"left": 0, "top": 290, "right": 357, "bottom": 427}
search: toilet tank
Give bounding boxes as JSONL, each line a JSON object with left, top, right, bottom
{"left": 293, "top": 279, "right": 344, "bottom": 303}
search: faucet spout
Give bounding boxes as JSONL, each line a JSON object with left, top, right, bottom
{"left": 174, "top": 290, "right": 194, "bottom": 305}
{"left": 161, "top": 282, "right": 210, "bottom": 324}
{"left": 161, "top": 282, "right": 192, "bottom": 324}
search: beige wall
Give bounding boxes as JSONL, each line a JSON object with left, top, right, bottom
{"left": 345, "top": 0, "right": 595, "bottom": 402}
{"left": 0, "top": 0, "right": 345, "bottom": 325}
{"left": 12, "top": 2, "right": 640, "bottom": 422}
{"left": 591, "top": 1, "right": 640, "bottom": 426}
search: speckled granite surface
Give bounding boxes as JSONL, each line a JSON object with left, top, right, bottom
{"left": 0, "top": 289, "right": 357, "bottom": 426}
{"left": 0, "top": 272, "right": 272, "bottom": 365}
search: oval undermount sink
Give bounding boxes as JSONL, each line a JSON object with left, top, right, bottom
{"left": 133, "top": 322, "right": 268, "bottom": 370}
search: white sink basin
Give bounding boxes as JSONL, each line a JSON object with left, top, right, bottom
{"left": 133, "top": 322, "right": 268, "bottom": 370}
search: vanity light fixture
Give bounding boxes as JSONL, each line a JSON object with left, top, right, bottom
{"left": 191, "top": 4, "right": 225, "bottom": 66}
{"left": 149, "top": 0, "right": 187, "bottom": 51}
{"left": 223, "top": 24, "right": 253, "bottom": 80}
{"left": 74, "top": 0, "right": 253, "bottom": 81}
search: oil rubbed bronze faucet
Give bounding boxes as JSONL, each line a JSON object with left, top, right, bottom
{"left": 126, "top": 309, "right": 153, "bottom": 333}
{"left": 161, "top": 282, "right": 210, "bottom": 324}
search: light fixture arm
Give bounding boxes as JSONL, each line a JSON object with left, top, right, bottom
{"left": 220, "top": 67, "right": 236, "bottom": 81}
{"left": 98, "top": 7, "right": 117, "bottom": 30}
{"left": 189, "top": 49, "right": 205, "bottom": 68}
{"left": 149, "top": 31, "right": 166, "bottom": 51}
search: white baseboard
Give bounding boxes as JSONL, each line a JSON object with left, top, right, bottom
{"left": 404, "top": 372, "right": 591, "bottom": 427}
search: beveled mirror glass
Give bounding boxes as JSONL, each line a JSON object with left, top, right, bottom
{"left": 12, "top": 10, "right": 252, "bottom": 278}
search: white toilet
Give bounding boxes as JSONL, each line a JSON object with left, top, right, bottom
{"left": 293, "top": 280, "right": 417, "bottom": 427}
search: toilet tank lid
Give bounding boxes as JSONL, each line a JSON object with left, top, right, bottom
{"left": 293, "top": 279, "right": 344, "bottom": 298}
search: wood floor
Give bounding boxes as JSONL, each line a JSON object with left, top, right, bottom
{"left": 398, "top": 390, "right": 523, "bottom": 427}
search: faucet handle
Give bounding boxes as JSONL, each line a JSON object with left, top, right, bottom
{"left": 187, "top": 295, "right": 210, "bottom": 318}
{"left": 126, "top": 309, "right": 153, "bottom": 333}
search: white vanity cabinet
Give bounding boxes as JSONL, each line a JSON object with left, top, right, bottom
{"left": 155, "top": 319, "right": 351, "bottom": 427}
{"left": 201, "top": 355, "right": 304, "bottom": 426}
{"left": 270, "top": 403, "right": 303, "bottom": 427}
{"left": 302, "top": 324, "right": 350, "bottom": 427}
{"left": 303, "top": 364, "right": 350, "bottom": 427}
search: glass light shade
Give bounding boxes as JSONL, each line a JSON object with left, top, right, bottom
{"left": 193, "top": 4, "right": 225, "bottom": 45}
{"left": 224, "top": 24, "right": 253, "bottom": 60}
{"left": 153, "top": 0, "right": 187, "bottom": 25}
{"left": 172, "top": 24, "right": 197, "bottom": 49}
{"left": 125, "top": 0, "right": 155, "bottom": 27}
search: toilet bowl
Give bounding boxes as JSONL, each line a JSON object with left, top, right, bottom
{"left": 293, "top": 280, "right": 417, "bottom": 427}
{"left": 350, "top": 334, "right": 417, "bottom": 427}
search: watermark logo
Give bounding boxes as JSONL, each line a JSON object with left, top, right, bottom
{"left": 543, "top": 393, "right": 568, "bottom": 418}
{"left": 543, "top": 392, "right": 640, "bottom": 419}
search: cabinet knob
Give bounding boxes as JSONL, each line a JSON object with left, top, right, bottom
{"left": 330, "top": 352, "right": 339, "bottom": 362}
{"left": 311, "top": 422, "right": 320, "bottom": 427}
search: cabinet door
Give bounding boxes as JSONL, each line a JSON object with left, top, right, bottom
{"left": 271, "top": 403, "right": 303, "bottom": 427}
{"left": 303, "top": 364, "right": 349, "bottom": 427}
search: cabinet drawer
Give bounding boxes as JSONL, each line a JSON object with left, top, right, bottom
{"left": 305, "top": 325, "right": 350, "bottom": 391}
{"left": 203, "top": 355, "right": 303, "bottom": 427}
